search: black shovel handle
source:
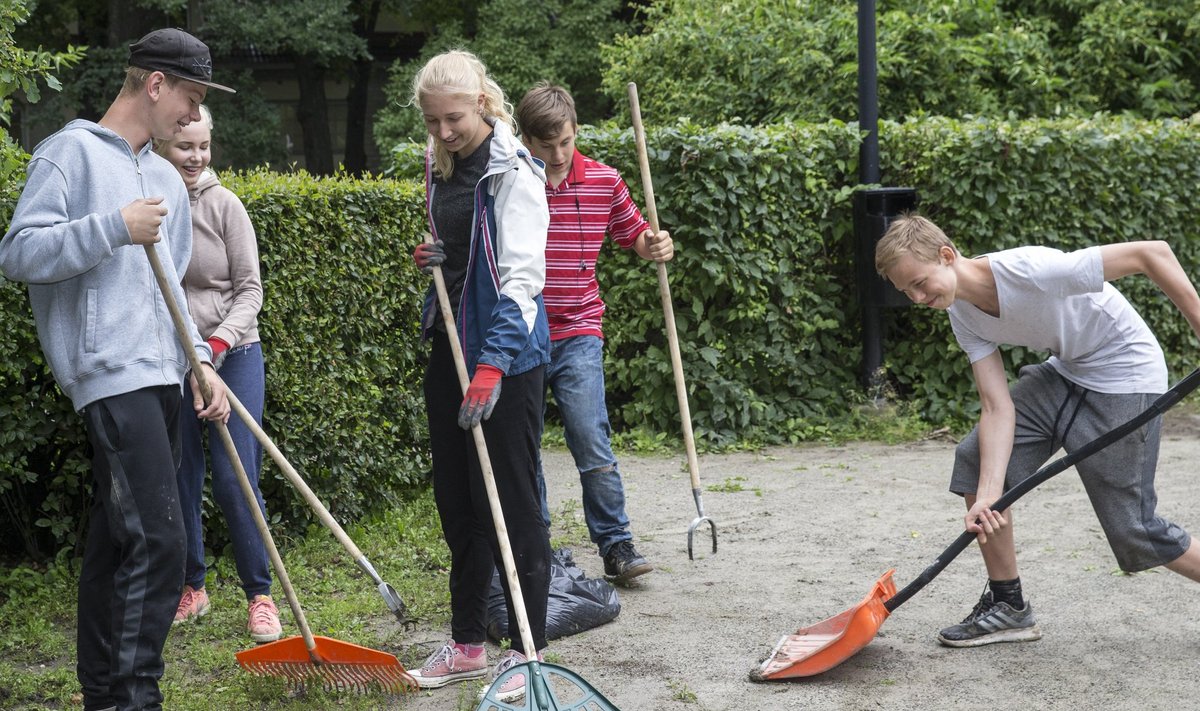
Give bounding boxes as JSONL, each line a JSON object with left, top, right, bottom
{"left": 884, "top": 366, "right": 1200, "bottom": 613}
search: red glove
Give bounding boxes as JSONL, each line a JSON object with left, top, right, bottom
{"left": 458, "top": 364, "right": 503, "bottom": 429}
{"left": 208, "top": 337, "right": 230, "bottom": 369}
{"left": 413, "top": 239, "right": 446, "bottom": 274}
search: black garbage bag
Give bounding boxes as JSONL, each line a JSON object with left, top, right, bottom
{"left": 487, "top": 547, "right": 620, "bottom": 642}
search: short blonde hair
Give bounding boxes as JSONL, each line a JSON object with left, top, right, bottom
{"left": 875, "top": 214, "right": 957, "bottom": 277}
{"left": 411, "top": 50, "right": 513, "bottom": 179}
{"left": 119, "top": 66, "right": 180, "bottom": 97}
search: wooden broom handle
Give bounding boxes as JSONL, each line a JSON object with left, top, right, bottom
{"left": 142, "top": 244, "right": 320, "bottom": 657}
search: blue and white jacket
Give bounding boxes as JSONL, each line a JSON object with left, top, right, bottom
{"left": 422, "top": 119, "right": 550, "bottom": 377}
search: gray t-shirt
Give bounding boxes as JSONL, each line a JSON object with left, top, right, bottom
{"left": 948, "top": 245, "right": 1167, "bottom": 394}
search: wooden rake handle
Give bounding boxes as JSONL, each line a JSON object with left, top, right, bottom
{"left": 223, "top": 389, "right": 408, "bottom": 621}
{"left": 424, "top": 235, "right": 541, "bottom": 660}
{"left": 627, "top": 83, "right": 708, "bottom": 506}
{"left": 142, "top": 244, "right": 321, "bottom": 658}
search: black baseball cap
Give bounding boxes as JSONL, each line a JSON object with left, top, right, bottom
{"left": 128, "top": 28, "right": 236, "bottom": 94}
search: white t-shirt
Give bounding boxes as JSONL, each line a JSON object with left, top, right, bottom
{"left": 948, "top": 245, "right": 1167, "bottom": 394}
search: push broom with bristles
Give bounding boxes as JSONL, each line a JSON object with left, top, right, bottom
{"left": 142, "top": 243, "right": 416, "bottom": 695}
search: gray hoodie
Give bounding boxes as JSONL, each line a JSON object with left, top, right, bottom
{"left": 0, "top": 119, "right": 211, "bottom": 411}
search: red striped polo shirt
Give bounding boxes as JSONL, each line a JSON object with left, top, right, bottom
{"left": 543, "top": 149, "right": 650, "bottom": 340}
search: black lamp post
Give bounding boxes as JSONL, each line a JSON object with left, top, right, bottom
{"left": 853, "top": 0, "right": 917, "bottom": 392}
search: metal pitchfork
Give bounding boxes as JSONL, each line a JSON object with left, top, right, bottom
{"left": 628, "top": 82, "right": 718, "bottom": 560}
{"left": 142, "top": 244, "right": 415, "bottom": 695}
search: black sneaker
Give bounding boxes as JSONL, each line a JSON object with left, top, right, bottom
{"left": 603, "top": 541, "right": 653, "bottom": 584}
{"left": 937, "top": 589, "right": 1042, "bottom": 648}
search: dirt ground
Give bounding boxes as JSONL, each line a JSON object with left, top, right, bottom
{"left": 397, "top": 412, "right": 1200, "bottom": 711}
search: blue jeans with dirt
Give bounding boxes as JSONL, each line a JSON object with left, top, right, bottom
{"left": 537, "top": 335, "right": 633, "bottom": 556}
{"left": 177, "top": 342, "right": 271, "bottom": 600}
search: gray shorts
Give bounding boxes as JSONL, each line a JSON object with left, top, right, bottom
{"left": 951, "top": 361, "right": 1190, "bottom": 572}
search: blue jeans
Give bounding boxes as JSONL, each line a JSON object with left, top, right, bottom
{"left": 537, "top": 336, "right": 632, "bottom": 556}
{"left": 177, "top": 342, "right": 272, "bottom": 599}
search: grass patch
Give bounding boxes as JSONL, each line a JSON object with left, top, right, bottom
{"left": 0, "top": 488, "right": 452, "bottom": 710}
{"left": 705, "top": 475, "right": 763, "bottom": 497}
{"left": 3, "top": 410, "right": 957, "bottom": 708}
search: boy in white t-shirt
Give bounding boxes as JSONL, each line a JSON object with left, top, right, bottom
{"left": 875, "top": 214, "right": 1200, "bottom": 648}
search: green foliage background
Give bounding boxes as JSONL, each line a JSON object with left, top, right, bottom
{"left": 6, "top": 115, "right": 1200, "bottom": 560}
{"left": 372, "top": 0, "right": 626, "bottom": 155}
{"left": 881, "top": 116, "right": 1200, "bottom": 424}
{"left": 0, "top": 171, "right": 434, "bottom": 560}
{"left": 600, "top": 0, "right": 1200, "bottom": 126}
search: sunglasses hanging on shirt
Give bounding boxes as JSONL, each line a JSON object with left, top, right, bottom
{"left": 574, "top": 193, "right": 587, "bottom": 272}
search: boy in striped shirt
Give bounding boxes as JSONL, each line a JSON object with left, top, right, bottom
{"left": 516, "top": 83, "right": 673, "bottom": 583}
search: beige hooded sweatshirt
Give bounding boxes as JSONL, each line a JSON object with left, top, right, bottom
{"left": 183, "top": 170, "right": 262, "bottom": 348}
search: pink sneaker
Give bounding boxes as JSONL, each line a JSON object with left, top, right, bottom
{"left": 247, "top": 595, "right": 282, "bottom": 643}
{"left": 480, "top": 649, "right": 545, "bottom": 704}
{"left": 173, "top": 585, "right": 210, "bottom": 625}
{"left": 408, "top": 640, "right": 487, "bottom": 689}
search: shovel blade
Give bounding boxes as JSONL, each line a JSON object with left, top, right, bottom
{"left": 750, "top": 569, "right": 896, "bottom": 681}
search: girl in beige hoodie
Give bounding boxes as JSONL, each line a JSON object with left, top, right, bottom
{"left": 157, "top": 105, "right": 281, "bottom": 644}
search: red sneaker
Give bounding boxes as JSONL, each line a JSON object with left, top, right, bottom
{"left": 172, "top": 585, "right": 210, "bottom": 625}
{"left": 408, "top": 640, "right": 487, "bottom": 689}
{"left": 247, "top": 595, "right": 283, "bottom": 643}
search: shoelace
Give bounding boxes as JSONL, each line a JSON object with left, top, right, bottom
{"left": 248, "top": 599, "right": 277, "bottom": 628}
{"left": 424, "top": 642, "right": 456, "bottom": 672}
{"left": 495, "top": 652, "right": 525, "bottom": 676}
{"left": 961, "top": 592, "right": 994, "bottom": 624}
{"left": 177, "top": 589, "right": 197, "bottom": 615}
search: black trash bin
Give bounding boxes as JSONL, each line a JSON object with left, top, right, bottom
{"left": 853, "top": 186, "right": 918, "bottom": 385}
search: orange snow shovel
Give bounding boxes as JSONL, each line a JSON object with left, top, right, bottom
{"left": 628, "top": 82, "right": 718, "bottom": 560}
{"left": 752, "top": 366, "right": 1200, "bottom": 681}
{"left": 143, "top": 245, "right": 415, "bottom": 694}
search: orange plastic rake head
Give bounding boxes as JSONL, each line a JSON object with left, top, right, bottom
{"left": 237, "top": 635, "right": 417, "bottom": 694}
{"left": 750, "top": 569, "right": 896, "bottom": 681}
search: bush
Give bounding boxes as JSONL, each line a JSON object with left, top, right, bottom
{"left": 0, "top": 169, "right": 434, "bottom": 560}
{"left": 599, "top": 0, "right": 1200, "bottom": 126}
{"left": 576, "top": 121, "right": 865, "bottom": 445}
{"left": 8, "top": 115, "right": 1200, "bottom": 560}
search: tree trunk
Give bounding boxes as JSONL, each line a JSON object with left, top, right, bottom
{"left": 295, "top": 55, "right": 336, "bottom": 175}
{"left": 344, "top": 0, "right": 381, "bottom": 176}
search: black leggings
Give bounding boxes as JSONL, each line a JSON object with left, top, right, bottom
{"left": 424, "top": 334, "right": 551, "bottom": 650}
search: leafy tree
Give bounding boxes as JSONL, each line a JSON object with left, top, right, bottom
{"left": 13, "top": 0, "right": 288, "bottom": 169}
{"left": 1005, "top": 0, "right": 1200, "bottom": 117}
{"left": 598, "top": 0, "right": 1200, "bottom": 126}
{"left": 373, "top": 0, "right": 626, "bottom": 160}
{"left": 201, "top": 0, "right": 369, "bottom": 175}
{"left": 1, "top": 0, "right": 83, "bottom": 187}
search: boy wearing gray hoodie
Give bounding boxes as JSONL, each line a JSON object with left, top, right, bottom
{"left": 0, "top": 29, "right": 233, "bottom": 711}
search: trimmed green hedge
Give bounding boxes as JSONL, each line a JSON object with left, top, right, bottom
{"left": 0, "top": 171, "right": 433, "bottom": 559}
{"left": 5, "top": 116, "right": 1200, "bottom": 558}
{"left": 881, "top": 116, "right": 1200, "bottom": 425}
{"left": 576, "top": 121, "right": 865, "bottom": 443}
{"left": 221, "top": 172, "right": 432, "bottom": 535}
